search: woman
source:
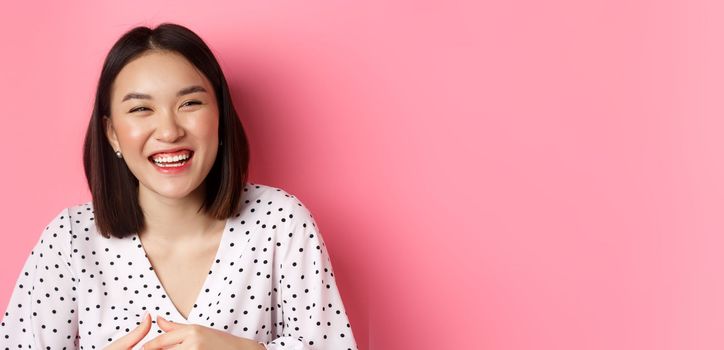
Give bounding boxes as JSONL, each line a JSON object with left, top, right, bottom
{"left": 0, "top": 23, "right": 357, "bottom": 350}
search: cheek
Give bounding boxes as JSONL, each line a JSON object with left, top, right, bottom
{"left": 189, "top": 110, "right": 220, "bottom": 139}
{"left": 115, "top": 121, "right": 150, "bottom": 147}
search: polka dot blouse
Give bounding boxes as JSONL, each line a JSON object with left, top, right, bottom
{"left": 0, "top": 183, "right": 358, "bottom": 350}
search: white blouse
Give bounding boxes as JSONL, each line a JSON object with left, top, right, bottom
{"left": 0, "top": 183, "right": 358, "bottom": 350}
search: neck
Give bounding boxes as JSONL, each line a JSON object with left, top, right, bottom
{"left": 137, "top": 182, "right": 222, "bottom": 243}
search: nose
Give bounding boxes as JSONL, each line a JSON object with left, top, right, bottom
{"left": 154, "top": 109, "right": 185, "bottom": 143}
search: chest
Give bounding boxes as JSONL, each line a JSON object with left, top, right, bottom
{"left": 141, "top": 238, "right": 222, "bottom": 320}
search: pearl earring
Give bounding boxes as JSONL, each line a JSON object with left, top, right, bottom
{"left": 115, "top": 150, "right": 122, "bottom": 159}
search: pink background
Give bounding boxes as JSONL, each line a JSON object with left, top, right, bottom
{"left": 2, "top": 1, "right": 724, "bottom": 349}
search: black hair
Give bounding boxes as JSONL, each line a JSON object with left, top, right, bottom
{"left": 83, "top": 23, "right": 250, "bottom": 239}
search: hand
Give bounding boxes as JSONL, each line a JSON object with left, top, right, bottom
{"left": 140, "top": 315, "right": 265, "bottom": 350}
{"left": 103, "top": 312, "right": 152, "bottom": 350}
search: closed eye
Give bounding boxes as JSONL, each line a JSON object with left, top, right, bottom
{"left": 181, "top": 100, "right": 202, "bottom": 108}
{"left": 129, "top": 106, "right": 150, "bottom": 113}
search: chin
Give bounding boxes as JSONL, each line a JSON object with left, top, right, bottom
{"left": 152, "top": 187, "right": 194, "bottom": 199}
{"left": 139, "top": 180, "right": 201, "bottom": 200}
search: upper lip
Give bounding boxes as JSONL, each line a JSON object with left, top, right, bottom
{"left": 148, "top": 147, "right": 194, "bottom": 158}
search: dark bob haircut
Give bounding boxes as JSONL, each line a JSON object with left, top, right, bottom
{"left": 83, "top": 23, "right": 250, "bottom": 239}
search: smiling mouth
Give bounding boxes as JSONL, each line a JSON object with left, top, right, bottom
{"left": 148, "top": 151, "right": 194, "bottom": 167}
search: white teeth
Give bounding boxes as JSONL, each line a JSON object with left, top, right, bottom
{"left": 155, "top": 161, "right": 187, "bottom": 168}
{"left": 152, "top": 153, "right": 190, "bottom": 164}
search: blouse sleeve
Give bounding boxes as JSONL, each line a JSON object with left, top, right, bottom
{"left": 0, "top": 208, "right": 79, "bottom": 349}
{"left": 264, "top": 197, "right": 358, "bottom": 350}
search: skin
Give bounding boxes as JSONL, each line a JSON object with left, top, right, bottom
{"left": 102, "top": 50, "right": 264, "bottom": 350}
{"left": 105, "top": 313, "right": 265, "bottom": 350}
{"left": 105, "top": 49, "right": 221, "bottom": 241}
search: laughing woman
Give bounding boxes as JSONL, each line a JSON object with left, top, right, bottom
{"left": 0, "top": 23, "right": 357, "bottom": 350}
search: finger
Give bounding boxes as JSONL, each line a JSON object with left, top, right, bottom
{"left": 113, "top": 312, "right": 152, "bottom": 349}
{"left": 158, "top": 345, "right": 183, "bottom": 350}
{"left": 156, "top": 315, "right": 181, "bottom": 332}
{"left": 140, "top": 327, "right": 187, "bottom": 350}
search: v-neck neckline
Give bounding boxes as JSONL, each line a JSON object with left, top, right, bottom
{"left": 130, "top": 217, "right": 232, "bottom": 323}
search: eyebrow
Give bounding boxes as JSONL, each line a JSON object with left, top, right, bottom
{"left": 121, "top": 85, "right": 208, "bottom": 102}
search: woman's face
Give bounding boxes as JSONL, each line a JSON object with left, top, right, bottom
{"left": 105, "top": 50, "right": 220, "bottom": 201}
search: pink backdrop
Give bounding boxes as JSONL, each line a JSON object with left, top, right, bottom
{"left": 2, "top": 1, "right": 724, "bottom": 349}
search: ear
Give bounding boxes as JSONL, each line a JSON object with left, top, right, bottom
{"left": 103, "top": 116, "right": 120, "bottom": 151}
